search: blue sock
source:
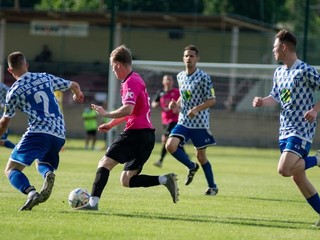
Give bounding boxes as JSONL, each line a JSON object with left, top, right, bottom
{"left": 4, "top": 140, "right": 15, "bottom": 149}
{"left": 37, "top": 163, "right": 54, "bottom": 178}
{"left": 202, "top": 161, "right": 217, "bottom": 188}
{"left": 8, "top": 169, "right": 31, "bottom": 194}
{"left": 304, "top": 156, "right": 317, "bottom": 170}
{"left": 307, "top": 193, "right": 320, "bottom": 214}
{"left": 172, "top": 147, "right": 195, "bottom": 169}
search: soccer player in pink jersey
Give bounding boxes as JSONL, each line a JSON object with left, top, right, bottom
{"left": 76, "top": 45, "right": 179, "bottom": 211}
{"left": 152, "top": 75, "right": 187, "bottom": 168}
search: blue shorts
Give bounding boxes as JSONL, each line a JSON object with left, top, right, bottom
{"left": 279, "top": 136, "right": 311, "bottom": 158}
{"left": 10, "top": 132, "right": 65, "bottom": 169}
{"left": 169, "top": 124, "right": 216, "bottom": 149}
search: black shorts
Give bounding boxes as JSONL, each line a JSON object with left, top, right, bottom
{"left": 106, "top": 129, "right": 155, "bottom": 172}
{"left": 86, "top": 130, "right": 97, "bottom": 136}
{"left": 163, "top": 122, "right": 178, "bottom": 136}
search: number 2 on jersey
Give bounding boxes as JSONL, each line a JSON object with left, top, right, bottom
{"left": 34, "top": 91, "right": 55, "bottom": 117}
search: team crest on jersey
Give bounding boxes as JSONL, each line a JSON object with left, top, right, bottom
{"left": 125, "top": 91, "right": 134, "bottom": 99}
{"left": 211, "top": 88, "right": 215, "bottom": 96}
{"left": 182, "top": 90, "right": 191, "bottom": 101}
{"left": 280, "top": 89, "right": 291, "bottom": 103}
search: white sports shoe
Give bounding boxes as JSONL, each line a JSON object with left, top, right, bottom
{"left": 315, "top": 150, "right": 320, "bottom": 166}
{"left": 20, "top": 192, "right": 40, "bottom": 211}
{"left": 314, "top": 215, "right": 320, "bottom": 227}
{"left": 75, "top": 202, "right": 99, "bottom": 211}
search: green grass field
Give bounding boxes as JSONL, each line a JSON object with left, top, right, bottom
{"left": 0, "top": 137, "right": 320, "bottom": 240}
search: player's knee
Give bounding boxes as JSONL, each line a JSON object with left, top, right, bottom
{"left": 278, "top": 168, "right": 292, "bottom": 177}
{"left": 196, "top": 153, "right": 206, "bottom": 163}
{"left": 165, "top": 144, "right": 176, "bottom": 153}
{"left": 4, "top": 167, "right": 11, "bottom": 178}
{"left": 165, "top": 139, "right": 177, "bottom": 153}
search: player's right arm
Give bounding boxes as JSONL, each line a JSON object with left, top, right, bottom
{"left": 151, "top": 101, "right": 159, "bottom": 108}
{"left": 151, "top": 90, "right": 161, "bottom": 108}
{"left": 168, "top": 97, "right": 181, "bottom": 111}
{"left": 70, "top": 81, "right": 84, "bottom": 103}
{"left": 0, "top": 117, "right": 10, "bottom": 137}
{"left": 252, "top": 95, "right": 277, "bottom": 108}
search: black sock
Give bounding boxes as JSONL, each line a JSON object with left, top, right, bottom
{"left": 91, "top": 167, "right": 109, "bottom": 198}
{"left": 160, "top": 145, "right": 167, "bottom": 162}
{"left": 129, "top": 175, "right": 160, "bottom": 188}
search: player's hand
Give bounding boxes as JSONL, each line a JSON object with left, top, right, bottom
{"left": 91, "top": 104, "right": 107, "bottom": 116}
{"left": 168, "top": 99, "right": 177, "bottom": 110}
{"left": 252, "top": 97, "right": 263, "bottom": 107}
{"left": 98, "top": 123, "right": 112, "bottom": 132}
{"left": 187, "top": 108, "right": 198, "bottom": 118}
{"left": 73, "top": 92, "right": 84, "bottom": 103}
{"left": 304, "top": 109, "right": 317, "bottom": 123}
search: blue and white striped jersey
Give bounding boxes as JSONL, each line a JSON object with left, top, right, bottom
{"left": 270, "top": 59, "right": 320, "bottom": 142}
{"left": 4, "top": 72, "right": 71, "bottom": 139}
{"left": 177, "top": 68, "right": 215, "bottom": 129}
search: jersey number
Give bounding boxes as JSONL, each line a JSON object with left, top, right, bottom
{"left": 34, "top": 91, "right": 55, "bottom": 117}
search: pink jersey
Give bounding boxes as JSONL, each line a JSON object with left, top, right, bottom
{"left": 154, "top": 88, "right": 180, "bottom": 124}
{"left": 121, "top": 72, "right": 153, "bottom": 130}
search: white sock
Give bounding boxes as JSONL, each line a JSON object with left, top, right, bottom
{"left": 316, "top": 152, "right": 320, "bottom": 166}
{"left": 158, "top": 175, "right": 167, "bottom": 185}
{"left": 28, "top": 190, "right": 36, "bottom": 198}
{"left": 89, "top": 196, "right": 100, "bottom": 206}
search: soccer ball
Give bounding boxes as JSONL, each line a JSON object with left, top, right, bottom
{"left": 68, "top": 188, "right": 90, "bottom": 208}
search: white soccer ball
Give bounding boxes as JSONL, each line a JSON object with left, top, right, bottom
{"left": 68, "top": 188, "right": 90, "bottom": 208}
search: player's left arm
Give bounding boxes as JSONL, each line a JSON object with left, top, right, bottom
{"left": 304, "top": 66, "right": 320, "bottom": 122}
{"left": 304, "top": 100, "right": 320, "bottom": 123}
{"left": 187, "top": 98, "right": 215, "bottom": 118}
{"left": 188, "top": 75, "right": 215, "bottom": 118}
{"left": 91, "top": 103, "right": 133, "bottom": 119}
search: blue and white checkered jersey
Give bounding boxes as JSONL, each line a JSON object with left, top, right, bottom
{"left": 177, "top": 68, "right": 215, "bottom": 129}
{"left": 4, "top": 72, "right": 72, "bottom": 139}
{"left": 270, "top": 59, "right": 320, "bottom": 142}
{"left": 0, "top": 82, "right": 9, "bottom": 116}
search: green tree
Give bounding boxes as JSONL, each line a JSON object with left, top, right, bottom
{"left": 34, "top": 0, "right": 204, "bottom": 13}
{"left": 34, "top": 0, "right": 103, "bottom": 11}
{"left": 284, "top": 0, "right": 320, "bottom": 63}
{"left": 284, "top": 0, "right": 320, "bottom": 33}
{"left": 202, "top": 0, "right": 289, "bottom": 25}
{"left": 110, "top": 0, "right": 203, "bottom": 13}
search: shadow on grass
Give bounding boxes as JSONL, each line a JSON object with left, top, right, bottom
{"left": 247, "top": 196, "right": 303, "bottom": 203}
{"left": 62, "top": 210, "right": 319, "bottom": 230}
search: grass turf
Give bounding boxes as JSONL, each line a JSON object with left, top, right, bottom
{"left": 0, "top": 137, "right": 319, "bottom": 239}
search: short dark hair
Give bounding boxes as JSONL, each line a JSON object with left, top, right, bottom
{"left": 109, "top": 44, "right": 132, "bottom": 65}
{"left": 276, "top": 29, "right": 297, "bottom": 49}
{"left": 7, "top": 51, "right": 26, "bottom": 69}
{"left": 184, "top": 44, "right": 199, "bottom": 56}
